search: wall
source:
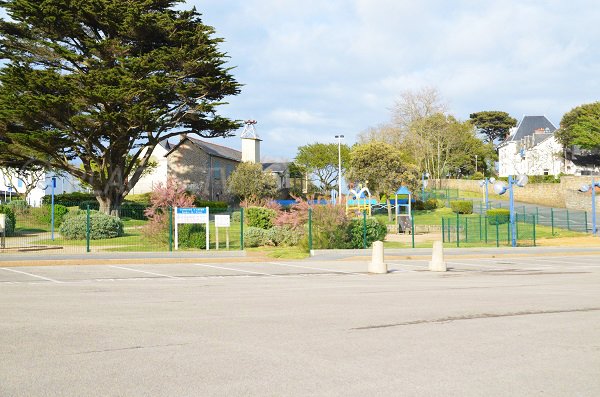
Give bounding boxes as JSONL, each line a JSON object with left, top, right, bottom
{"left": 436, "top": 176, "right": 600, "bottom": 211}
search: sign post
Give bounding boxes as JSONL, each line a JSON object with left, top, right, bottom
{"left": 0, "top": 213, "right": 5, "bottom": 249}
{"left": 174, "top": 207, "right": 210, "bottom": 250}
{"left": 214, "top": 215, "right": 231, "bottom": 250}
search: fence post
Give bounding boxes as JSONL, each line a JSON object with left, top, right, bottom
{"left": 551, "top": 208, "right": 555, "bottom": 235}
{"left": 362, "top": 210, "right": 367, "bottom": 249}
{"left": 308, "top": 208, "right": 312, "bottom": 252}
{"left": 496, "top": 216, "right": 499, "bottom": 247}
{"left": 442, "top": 218, "right": 445, "bottom": 243}
{"left": 484, "top": 216, "right": 488, "bottom": 244}
{"left": 479, "top": 215, "right": 482, "bottom": 241}
{"left": 411, "top": 215, "right": 415, "bottom": 248}
{"left": 240, "top": 207, "right": 244, "bottom": 250}
{"left": 507, "top": 219, "right": 510, "bottom": 245}
{"left": 566, "top": 209, "right": 570, "bottom": 231}
{"left": 456, "top": 213, "right": 460, "bottom": 248}
{"left": 585, "top": 211, "right": 588, "bottom": 233}
{"left": 86, "top": 204, "right": 91, "bottom": 253}
{"left": 465, "top": 217, "right": 468, "bottom": 243}
{"left": 168, "top": 206, "right": 173, "bottom": 252}
{"left": 533, "top": 215, "right": 535, "bottom": 247}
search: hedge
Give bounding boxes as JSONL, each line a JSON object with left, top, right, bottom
{"left": 450, "top": 200, "right": 473, "bottom": 214}
{"left": 194, "top": 200, "right": 228, "bottom": 213}
{"left": 0, "top": 205, "right": 16, "bottom": 236}
{"left": 43, "top": 192, "right": 96, "bottom": 206}
{"left": 246, "top": 206, "right": 277, "bottom": 229}
{"left": 59, "top": 212, "right": 124, "bottom": 240}
{"left": 487, "top": 208, "right": 510, "bottom": 225}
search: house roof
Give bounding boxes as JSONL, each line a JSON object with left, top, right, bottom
{"left": 262, "top": 162, "right": 289, "bottom": 173}
{"left": 158, "top": 139, "right": 173, "bottom": 152}
{"left": 182, "top": 136, "right": 242, "bottom": 162}
{"left": 506, "top": 116, "right": 557, "bottom": 143}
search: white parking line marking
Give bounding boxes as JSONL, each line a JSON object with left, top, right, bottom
{"left": 191, "top": 263, "right": 279, "bottom": 277}
{"left": 0, "top": 267, "right": 61, "bottom": 283}
{"left": 109, "top": 265, "right": 181, "bottom": 279}
{"left": 267, "top": 262, "right": 366, "bottom": 275}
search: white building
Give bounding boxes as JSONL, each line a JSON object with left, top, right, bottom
{"left": 498, "top": 116, "right": 564, "bottom": 177}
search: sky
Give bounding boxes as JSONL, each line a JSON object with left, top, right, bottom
{"left": 188, "top": 0, "right": 600, "bottom": 161}
{"left": 1, "top": 1, "right": 598, "bottom": 162}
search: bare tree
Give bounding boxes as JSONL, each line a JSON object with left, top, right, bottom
{"left": 358, "top": 87, "right": 448, "bottom": 147}
{"left": 391, "top": 87, "right": 448, "bottom": 131}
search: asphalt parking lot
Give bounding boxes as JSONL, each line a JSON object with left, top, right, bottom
{"left": 1, "top": 254, "right": 600, "bottom": 396}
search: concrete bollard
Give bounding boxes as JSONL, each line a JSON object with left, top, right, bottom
{"left": 368, "top": 241, "right": 388, "bottom": 274}
{"left": 429, "top": 241, "right": 447, "bottom": 272}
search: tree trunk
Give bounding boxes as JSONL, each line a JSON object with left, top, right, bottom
{"left": 96, "top": 189, "right": 124, "bottom": 217}
{"left": 387, "top": 198, "right": 393, "bottom": 222}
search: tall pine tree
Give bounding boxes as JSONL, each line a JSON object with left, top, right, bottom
{"left": 0, "top": 0, "right": 241, "bottom": 214}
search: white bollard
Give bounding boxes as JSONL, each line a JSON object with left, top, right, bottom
{"left": 429, "top": 240, "right": 447, "bottom": 272}
{"left": 368, "top": 241, "right": 388, "bottom": 274}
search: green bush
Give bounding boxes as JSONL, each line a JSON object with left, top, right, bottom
{"left": 307, "top": 204, "right": 352, "bottom": 249}
{"left": 120, "top": 202, "right": 147, "bottom": 220}
{"left": 266, "top": 225, "right": 302, "bottom": 247}
{"left": 178, "top": 224, "right": 206, "bottom": 249}
{"left": 36, "top": 204, "right": 70, "bottom": 226}
{"left": 450, "top": 200, "right": 473, "bottom": 214}
{"left": 348, "top": 217, "right": 387, "bottom": 248}
{"left": 487, "top": 208, "right": 510, "bottom": 225}
{"left": 6, "top": 199, "right": 28, "bottom": 214}
{"left": 231, "top": 211, "right": 241, "bottom": 223}
{"left": 471, "top": 171, "right": 484, "bottom": 180}
{"left": 43, "top": 192, "right": 97, "bottom": 206}
{"left": 194, "top": 200, "right": 228, "bottom": 213}
{"left": 79, "top": 200, "right": 100, "bottom": 210}
{"left": 0, "top": 205, "right": 16, "bottom": 236}
{"left": 244, "top": 226, "right": 268, "bottom": 247}
{"left": 246, "top": 206, "right": 276, "bottom": 229}
{"left": 413, "top": 199, "right": 437, "bottom": 211}
{"left": 59, "top": 212, "right": 124, "bottom": 240}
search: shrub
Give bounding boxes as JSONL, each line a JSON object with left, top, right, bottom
{"left": 302, "top": 204, "right": 351, "bottom": 250}
{"left": 471, "top": 171, "right": 484, "bottom": 180}
{"left": 244, "top": 226, "right": 268, "bottom": 247}
{"left": 194, "top": 199, "right": 228, "bottom": 213}
{"left": 178, "top": 224, "right": 206, "bottom": 249}
{"left": 59, "top": 212, "right": 124, "bottom": 240}
{"left": 487, "top": 208, "right": 510, "bottom": 225}
{"left": 120, "top": 201, "right": 147, "bottom": 220}
{"left": 36, "top": 204, "right": 70, "bottom": 226}
{"left": 79, "top": 200, "right": 100, "bottom": 210}
{"left": 0, "top": 205, "right": 16, "bottom": 236}
{"left": 124, "top": 193, "right": 152, "bottom": 204}
{"left": 450, "top": 200, "right": 473, "bottom": 214}
{"left": 424, "top": 198, "right": 438, "bottom": 211}
{"left": 6, "top": 200, "right": 28, "bottom": 214}
{"left": 266, "top": 225, "right": 302, "bottom": 247}
{"left": 246, "top": 206, "right": 276, "bottom": 229}
{"left": 43, "top": 192, "right": 97, "bottom": 206}
{"left": 348, "top": 217, "right": 387, "bottom": 248}
{"left": 231, "top": 211, "right": 241, "bottom": 223}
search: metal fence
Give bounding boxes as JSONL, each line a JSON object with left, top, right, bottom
{"left": 0, "top": 203, "right": 243, "bottom": 253}
{"left": 442, "top": 213, "right": 536, "bottom": 247}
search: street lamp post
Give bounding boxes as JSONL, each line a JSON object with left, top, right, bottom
{"left": 493, "top": 174, "right": 528, "bottom": 247}
{"left": 51, "top": 176, "right": 56, "bottom": 241}
{"left": 335, "top": 135, "right": 344, "bottom": 204}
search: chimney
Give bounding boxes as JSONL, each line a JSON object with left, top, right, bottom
{"left": 241, "top": 120, "right": 261, "bottom": 164}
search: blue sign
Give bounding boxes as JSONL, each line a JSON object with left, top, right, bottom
{"left": 176, "top": 207, "right": 207, "bottom": 215}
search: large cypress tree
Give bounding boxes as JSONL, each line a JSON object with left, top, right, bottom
{"left": 0, "top": 0, "right": 241, "bottom": 214}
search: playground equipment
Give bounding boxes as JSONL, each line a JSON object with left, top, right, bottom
{"left": 393, "top": 186, "right": 412, "bottom": 234}
{"left": 346, "top": 185, "right": 377, "bottom": 216}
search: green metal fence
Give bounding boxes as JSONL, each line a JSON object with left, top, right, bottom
{"left": 442, "top": 213, "right": 536, "bottom": 247}
{"left": 0, "top": 202, "right": 244, "bottom": 253}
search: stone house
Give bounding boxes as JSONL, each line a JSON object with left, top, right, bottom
{"left": 132, "top": 134, "right": 291, "bottom": 201}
